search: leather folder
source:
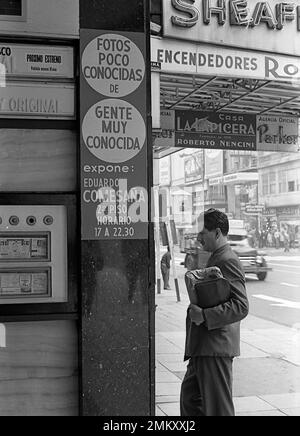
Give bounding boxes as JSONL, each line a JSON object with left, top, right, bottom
{"left": 193, "top": 277, "right": 231, "bottom": 309}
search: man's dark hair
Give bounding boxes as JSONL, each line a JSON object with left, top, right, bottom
{"left": 204, "top": 208, "right": 229, "bottom": 236}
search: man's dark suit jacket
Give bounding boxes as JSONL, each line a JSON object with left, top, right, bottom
{"left": 184, "top": 243, "right": 249, "bottom": 361}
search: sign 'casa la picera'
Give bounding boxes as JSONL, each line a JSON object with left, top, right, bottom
{"left": 163, "top": 0, "right": 300, "bottom": 56}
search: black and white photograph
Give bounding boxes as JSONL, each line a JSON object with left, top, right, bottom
{"left": 0, "top": 0, "right": 299, "bottom": 420}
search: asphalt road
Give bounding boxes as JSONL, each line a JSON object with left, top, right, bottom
{"left": 171, "top": 250, "right": 300, "bottom": 329}
{"left": 247, "top": 255, "right": 300, "bottom": 328}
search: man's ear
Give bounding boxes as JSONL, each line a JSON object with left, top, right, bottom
{"left": 216, "top": 228, "right": 221, "bottom": 239}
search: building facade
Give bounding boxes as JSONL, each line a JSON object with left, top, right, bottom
{"left": 1, "top": 0, "right": 300, "bottom": 416}
{"left": 0, "top": 0, "right": 155, "bottom": 416}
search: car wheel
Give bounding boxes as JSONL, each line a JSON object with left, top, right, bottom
{"left": 257, "top": 259, "right": 267, "bottom": 281}
{"left": 185, "top": 254, "right": 197, "bottom": 271}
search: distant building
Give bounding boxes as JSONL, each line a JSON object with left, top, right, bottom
{"left": 258, "top": 152, "right": 300, "bottom": 231}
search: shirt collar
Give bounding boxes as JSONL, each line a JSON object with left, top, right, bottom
{"left": 212, "top": 242, "right": 230, "bottom": 257}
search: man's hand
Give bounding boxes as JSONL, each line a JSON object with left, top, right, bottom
{"left": 189, "top": 304, "right": 205, "bottom": 326}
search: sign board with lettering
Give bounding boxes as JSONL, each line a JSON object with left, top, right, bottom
{"left": 151, "top": 36, "right": 300, "bottom": 82}
{"left": 153, "top": 110, "right": 175, "bottom": 149}
{"left": 80, "top": 30, "right": 148, "bottom": 240}
{"left": 223, "top": 172, "right": 259, "bottom": 183}
{"left": 171, "top": 110, "right": 300, "bottom": 152}
{"left": 175, "top": 110, "right": 256, "bottom": 151}
{"left": 163, "top": 0, "right": 300, "bottom": 56}
{"left": 256, "top": 115, "right": 299, "bottom": 152}
{"left": 0, "top": 82, "right": 75, "bottom": 119}
{"left": 0, "top": 44, "right": 74, "bottom": 79}
{"left": 245, "top": 204, "right": 265, "bottom": 214}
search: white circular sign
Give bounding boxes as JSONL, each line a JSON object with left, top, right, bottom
{"left": 82, "top": 34, "right": 145, "bottom": 97}
{"left": 82, "top": 99, "right": 146, "bottom": 163}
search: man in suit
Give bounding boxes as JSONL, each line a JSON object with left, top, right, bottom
{"left": 180, "top": 209, "right": 249, "bottom": 416}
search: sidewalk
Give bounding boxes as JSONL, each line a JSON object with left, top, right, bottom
{"left": 155, "top": 286, "right": 300, "bottom": 416}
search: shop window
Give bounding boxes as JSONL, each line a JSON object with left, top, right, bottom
{"left": 287, "top": 168, "right": 300, "bottom": 192}
{"left": 0, "top": 0, "right": 26, "bottom": 21}
{"left": 288, "top": 181, "right": 295, "bottom": 192}
{"left": 233, "top": 158, "right": 239, "bottom": 171}
{"left": 262, "top": 174, "right": 269, "bottom": 196}
{"left": 278, "top": 170, "right": 287, "bottom": 194}
{"left": 242, "top": 156, "right": 250, "bottom": 169}
{"left": 251, "top": 157, "right": 258, "bottom": 168}
{"left": 269, "top": 172, "right": 276, "bottom": 195}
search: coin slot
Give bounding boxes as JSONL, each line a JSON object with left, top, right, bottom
{"left": 9, "top": 216, "right": 19, "bottom": 226}
{"left": 43, "top": 215, "right": 54, "bottom": 226}
{"left": 26, "top": 216, "right": 37, "bottom": 226}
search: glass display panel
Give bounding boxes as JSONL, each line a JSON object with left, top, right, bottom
{"left": 0, "top": 233, "right": 50, "bottom": 262}
{"left": 0, "top": 268, "right": 51, "bottom": 299}
{"left": 0, "top": 0, "right": 22, "bottom": 16}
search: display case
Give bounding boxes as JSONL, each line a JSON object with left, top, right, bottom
{"left": 0, "top": 205, "right": 68, "bottom": 305}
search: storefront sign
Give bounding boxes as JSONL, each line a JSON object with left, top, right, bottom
{"left": 184, "top": 151, "right": 204, "bottom": 184}
{"left": 0, "top": 44, "right": 74, "bottom": 79}
{"left": 151, "top": 36, "right": 300, "bottom": 82}
{"left": 223, "top": 172, "right": 259, "bottom": 183}
{"left": 0, "top": 83, "right": 75, "bottom": 119}
{"left": 245, "top": 204, "right": 265, "bottom": 214}
{"left": 266, "top": 206, "right": 300, "bottom": 216}
{"left": 153, "top": 109, "right": 175, "bottom": 148}
{"left": 257, "top": 115, "right": 299, "bottom": 152}
{"left": 81, "top": 30, "right": 148, "bottom": 240}
{"left": 163, "top": 0, "right": 300, "bottom": 56}
{"left": 173, "top": 110, "right": 299, "bottom": 151}
{"left": 175, "top": 110, "right": 256, "bottom": 151}
{"left": 205, "top": 149, "right": 223, "bottom": 178}
{"left": 209, "top": 175, "right": 224, "bottom": 186}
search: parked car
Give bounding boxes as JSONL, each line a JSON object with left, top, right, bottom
{"left": 227, "top": 227, "right": 271, "bottom": 281}
{"left": 181, "top": 227, "right": 271, "bottom": 281}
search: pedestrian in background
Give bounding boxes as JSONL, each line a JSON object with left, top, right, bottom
{"left": 274, "top": 230, "right": 280, "bottom": 249}
{"left": 161, "top": 247, "right": 171, "bottom": 290}
{"left": 289, "top": 228, "right": 295, "bottom": 249}
{"left": 279, "top": 230, "right": 285, "bottom": 248}
{"left": 180, "top": 209, "right": 249, "bottom": 417}
{"left": 283, "top": 229, "right": 290, "bottom": 253}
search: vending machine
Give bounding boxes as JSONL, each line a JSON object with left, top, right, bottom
{"left": 0, "top": 205, "right": 68, "bottom": 305}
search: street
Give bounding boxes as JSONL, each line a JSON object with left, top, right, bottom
{"left": 169, "top": 249, "right": 300, "bottom": 328}
{"left": 248, "top": 255, "right": 300, "bottom": 328}
{"left": 156, "top": 248, "right": 300, "bottom": 415}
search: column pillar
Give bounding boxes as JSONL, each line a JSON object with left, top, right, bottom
{"left": 79, "top": 0, "right": 155, "bottom": 416}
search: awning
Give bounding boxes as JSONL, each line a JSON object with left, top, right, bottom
{"left": 171, "top": 188, "right": 192, "bottom": 196}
